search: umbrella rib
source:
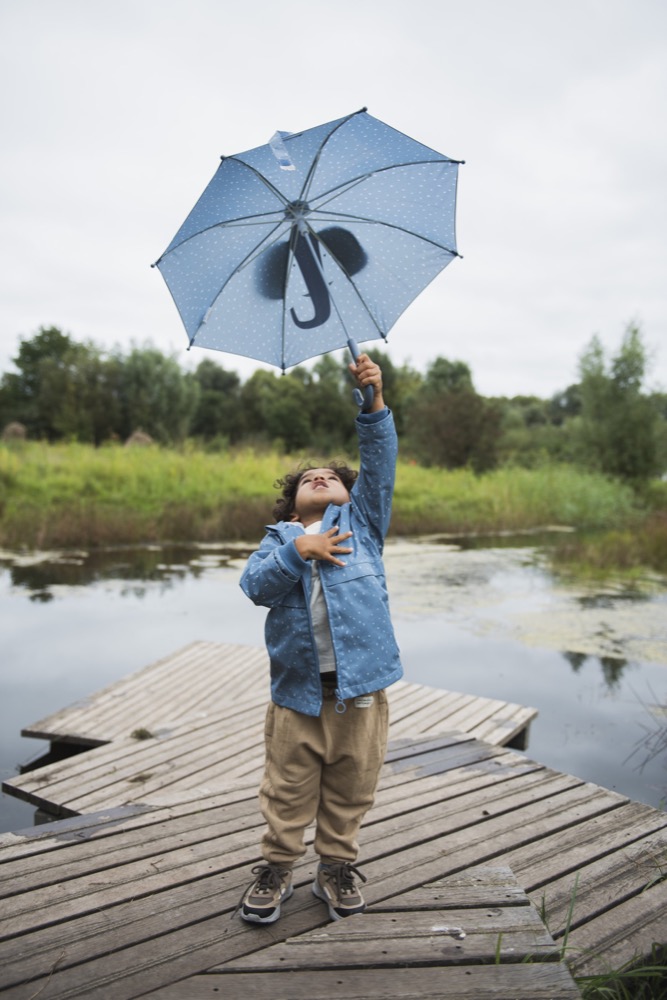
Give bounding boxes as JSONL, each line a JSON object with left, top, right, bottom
{"left": 280, "top": 229, "right": 298, "bottom": 372}
{"left": 304, "top": 224, "right": 387, "bottom": 342}
{"left": 156, "top": 156, "right": 459, "bottom": 262}
{"left": 308, "top": 209, "right": 460, "bottom": 257}
{"left": 155, "top": 212, "right": 287, "bottom": 263}
{"left": 189, "top": 219, "right": 288, "bottom": 347}
{"left": 155, "top": 155, "right": 294, "bottom": 264}
{"left": 299, "top": 108, "right": 367, "bottom": 204}
{"left": 311, "top": 156, "right": 461, "bottom": 210}
{"left": 225, "top": 154, "right": 291, "bottom": 206}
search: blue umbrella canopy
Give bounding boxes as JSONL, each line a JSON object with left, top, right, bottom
{"left": 154, "top": 108, "right": 462, "bottom": 372}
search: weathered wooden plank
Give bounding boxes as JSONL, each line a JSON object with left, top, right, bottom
{"left": 430, "top": 697, "right": 509, "bottom": 734}
{"left": 0, "top": 781, "right": 260, "bottom": 865}
{"left": 0, "top": 873, "right": 576, "bottom": 1000}
{"left": 2, "top": 765, "right": 599, "bottom": 940}
{"left": 221, "top": 909, "right": 559, "bottom": 972}
{"left": 388, "top": 679, "right": 459, "bottom": 718}
{"left": 363, "top": 772, "right": 597, "bottom": 858}
{"left": 61, "top": 730, "right": 265, "bottom": 814}
{"left": 501, "top": 798, "right": 667, "bottom": 888}
{"left": 475, "top": 705, "right": 537, "bottom": 745}
{"left": 0, "top": 737, "right": 517, "bottom": 869}
{"left": 9, "top": 705, "right": 260, "bottom": 794}
{"left": 0, "top": 890, "right": 331, "bottom": 1000}
{"left": 388, "top": 685, "right": 536, "bottom": 745}
{"left": 18, "top": 644, "right": 535, "bottom": 763}
{"left": 9, "top": 862, "right": 551, "bottom": 1000}
{"left": 143, "top": 964, "right": 582, "bottom": 1000}
{"left": 1, "top": 862, "right": 530, "bottom": 980}
{"left": 0, "top": 861, "right": 298, "bottom": 988}
{"left": 0, "top": 763, "right": 610, "bottom": 932}
{"left": 23, "top": 642, "right": 269, "bottom": 743}
{"left": 8, "top": 725, "right": 521, "bottom": 829}
{"left": 374, "top": 747, "right": 543, "bottom": 812}
{"left": 360, "top": 788, "right": 627, "bottom": 909}
{"left": 0, "top": 822, "right": 265, "bottom": 936}
{"left": 528, "top": 827, "right": 667, "bottom": 938}
{"left": 0, "top": 800, "right": 263, "bottom": 900}
{"left": 57, "top": 644, "right": 251, "bottom": 732}
{"left": 389, "top": 692, "right": 479, "bottom": 735}
{"left": 383, "top": 731, "right": 472, "bottom": 760}
{"left": 37, "top": 644, "right": 337, "bottom": 741}
{"left": 0, "top": 748, "right": 538, "bottom": 894}
{"left": 567, "top": 874, "right": 667, "bottom": 976}
{"left": 4, "top": 673, "right": 537, "bottom": 822}
{"left": 21, "top": 642, "right": 218, "bottom": 740}
{"left": 0, "top": 746, "right": 548, "bottom": 912}
{"left": 371, "top": 865, "right": 530, "bottom": 910}
{"left": 3, "top": 717, "right": 265, "bottom": 816}
{"left": 19, "top": 642, "right": 202, "bottom": 740}
{"left": 381, "top": 738, "right": 511, "bottom": 785}
{"left": 0, "top": 847, "right": 309, "bottom": 977}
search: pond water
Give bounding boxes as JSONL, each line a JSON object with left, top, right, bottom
{"left": 1, "top": 539, "right": 666, "bottom": 834}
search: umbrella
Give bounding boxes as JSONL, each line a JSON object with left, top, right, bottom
{"left": 153, "top": 108, "right": 462, "bottom": 399}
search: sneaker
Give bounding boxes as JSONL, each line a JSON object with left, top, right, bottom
{"left": 239, "top": 863, "right": 293, "bottom": 924}
{"left": 312, "top": 861, "right": 367, "bottom": 920}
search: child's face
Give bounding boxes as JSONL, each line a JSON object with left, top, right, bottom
{"left": 291, "top": 468, "right": 351, "bottom": 525}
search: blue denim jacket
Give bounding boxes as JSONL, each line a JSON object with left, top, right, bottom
{"left": 240, "top": 407, "right": 403, "bottom": 716}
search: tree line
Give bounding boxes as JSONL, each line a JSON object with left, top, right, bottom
{"left": 1, "top": 324, "right": 665, "bottom": 485}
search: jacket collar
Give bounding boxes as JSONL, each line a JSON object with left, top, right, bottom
{"left": 267, "top": 504, "right": 345, "bottom": 539}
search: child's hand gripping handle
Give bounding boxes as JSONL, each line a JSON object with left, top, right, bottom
{"left": 347, "top": 338, "right": 375, "bottom": 412}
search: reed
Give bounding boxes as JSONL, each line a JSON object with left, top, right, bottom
{"left": 539, "top": 876, "right": 667, "bottom": 999}
{"left": 576, "top": 949, "right": 667, "bottom": 999}
{"left": 391, "top": 462, "right": 638, "bottom": 536}
{"left": 0, "top": 441, "right": 647, "bottom": 550}
{"left": 551, "top": 512, "right": 667, "bottom": 580}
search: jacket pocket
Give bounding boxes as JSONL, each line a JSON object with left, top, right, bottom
{"left": 323, "top": 559, "right": 381, "bottom": 587}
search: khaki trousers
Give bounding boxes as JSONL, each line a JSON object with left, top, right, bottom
{"left": 258, "top": 687, "right": 389, "bottom": 866}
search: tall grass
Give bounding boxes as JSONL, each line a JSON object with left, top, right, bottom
{"left": 0, "top": 441, "right": 285, "bottom": 548}
{"left": 551, "top": 512, "right": 667, "bottom": 581}
{"left": 0, "top": 440, "right": 645, "bottom": 550}
{"left": 392, "top": 462, "right": 638, "bottom": 535}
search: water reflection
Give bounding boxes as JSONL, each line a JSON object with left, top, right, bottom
{"left": 2, "top": 544, "right": 255, "bottom": 597}
{"left": 577, "top": 591, "right": 649, "bottom": 609}
{"left": 431, "top": 529, "right": 573, "bottom": 551}
{"left": 562, "top": 650, "right": 628, "bottom": 689}
{"left": 563, "top": 650, "right": 588, "bottom": 671}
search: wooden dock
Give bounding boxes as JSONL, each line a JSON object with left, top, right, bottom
{"left": 4, "top": 641, "right": 537, "bottom": 819}
{"left": 1, "top": 642, "right": 665, "bottom": 998}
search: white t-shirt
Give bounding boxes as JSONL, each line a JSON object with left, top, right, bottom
{"left": 302, "top": 521, "right": 336, "bottom": 674}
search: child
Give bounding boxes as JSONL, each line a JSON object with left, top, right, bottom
{"left": 238, "top": 353, "right": 403, "bottom": 924}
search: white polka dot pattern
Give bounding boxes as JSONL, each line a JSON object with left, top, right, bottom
{"left": 155, "top": 110, "right": 462, "bottom": 370}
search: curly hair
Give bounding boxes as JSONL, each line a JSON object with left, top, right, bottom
{"left": 272, "top": 461, "right": 358, "bottom": 522}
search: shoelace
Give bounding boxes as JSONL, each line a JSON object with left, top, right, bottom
{"left": 232, "top": 863, "right": 288, "bottom": 919}
{"left": 322, "top": 861, "right": 367, "bottom": 899}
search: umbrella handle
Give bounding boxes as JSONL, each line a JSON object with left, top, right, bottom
{"left": 347, "top": 338, "right": 375, "bottom": 412}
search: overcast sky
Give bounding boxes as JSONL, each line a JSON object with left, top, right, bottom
{"left": 1, "top": 0, "right": 665, "bottom": 398}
